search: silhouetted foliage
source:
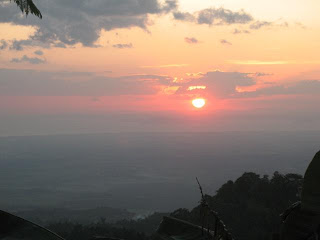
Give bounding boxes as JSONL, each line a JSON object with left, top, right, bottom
{"left": 171, "top": 172, "right": 303, "bottom": 240}
{"left": 45, "top": 171, "right": 302, "bottom": 240}
{"left": 11, "top": 0, "right": 42, "bottom": 18}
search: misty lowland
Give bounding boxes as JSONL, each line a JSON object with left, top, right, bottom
{"left": 0, "top": 132, "right": 319, "bottom": 240}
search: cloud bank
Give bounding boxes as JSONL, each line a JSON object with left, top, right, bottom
{"left": 0, "top": 0, "right": 177, "bottom": 49}
{"left": 0, "top": 68, "right": 171, "bottom": 96}
{"left": 2, "top": 68, "right": 319, "bottom": 99}
{"left": 177, "top": 70, "right": 320, "bottom": 99}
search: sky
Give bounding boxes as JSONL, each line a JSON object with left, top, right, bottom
{"left": 0, "top": 0, "right": 320, "bottom": 136}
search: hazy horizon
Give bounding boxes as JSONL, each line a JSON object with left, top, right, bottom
{"left": 0, "top": 131, "right": 318, "bottom": 213}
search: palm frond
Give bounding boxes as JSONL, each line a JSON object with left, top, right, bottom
{"left": 11, "top": 0, "right": 42, "bottom": 18}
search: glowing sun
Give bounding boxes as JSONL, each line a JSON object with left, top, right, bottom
{"left": 192, "top": 98, "right": 206, "bottom": 108}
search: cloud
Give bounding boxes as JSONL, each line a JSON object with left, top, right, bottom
{"left": 295, "top": 22, "right": 307, "bottom": 29}
{"left": 184, "top": 37, "right": 199, "bottom": 44}
{"left": 0, "top": 68, "right": 171, "bottom": 96}
{"left": 230, "top": 60, "right": 289, "bottom": 65}
{"left": 197, "top": 8, "right": 253, "bottom": 25}
{"left": 249, "top": 21, "right": 273, "bottom": 30}
{"left": 220, "top": 39, "right": 232, "bottom": 45}
{"left": 174, "top": 8, "right": 253, "bottom": 25}
{"left": 177, "top": 70, "right": 320, "bottom": 99}
{"left": 173, "top": 11, "right": 195, "bottom": 22}
{"left": 112, "top": 43, "right": 133, "bottom": 49}
{"left": 34, "top": 50, "right": 44, "bottom": 55}
{"left": 174, "top": 8, "right": 289, "bottom": 32}
{"left": 241, "top": 80, "right": 320, "bottom": 97}
{"left": 279, "top": 21, "right": 289, "bottom": 28}
{"left": 140, "top": 64, "right": 188, "bottom": 68}
{"left": 0, "top": 39, "right": 8, "bottom": 50}
{"left": 11, "top": 55, "right": 46, "bottom": 64}
{"left": 0, "top": 0, "right": 178, "bottom": 49}
{"left": 254, "top": 72, "right": 273, "bottom": 77}
{"left": 177, "top": 71, "right": 255, "bottom": 98}
{"left": 233, "top": 29, "right": 250, "bottom": 34}
{"left": 249, "top": 20, "right": 289, "bottom": 30}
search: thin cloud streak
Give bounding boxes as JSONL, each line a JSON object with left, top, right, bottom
{"left": 11, "top": 55, "right": 46, "bottom": 64}
{"left": 230, "top": 60, "right": 290, "bottom": 65}
{"left": 140, "top": 64, "right": 189, "bottom": 68}
{"left": 184, "top": 37, "right": 199, "bottom": 44}
{"left": 220, "top": 39, "right": 232, "bottom": 45}
{"left": 112, "top": 43, "right": 133, "bottom": 49}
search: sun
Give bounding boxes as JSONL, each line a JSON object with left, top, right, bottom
{"left": 192, "top": 98, "right": 206, "bottom": 109}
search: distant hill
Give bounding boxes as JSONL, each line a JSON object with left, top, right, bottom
{"left": 13, "top": 207, "right": 134, "bottom": 225}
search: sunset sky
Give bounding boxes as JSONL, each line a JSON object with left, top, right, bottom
{"left": 0, "top": 0, "right": 320, "bottom": 135}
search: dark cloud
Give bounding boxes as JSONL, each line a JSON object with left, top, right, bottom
{"left": 197, "top": 8, "right": 253, "bottom": 25}
{"left": 0, "top": 39, "right": 8, "bottom": 50}
{"left": 0, "top": 68, "right": 170, "bottom": 96}
{"left": 184, "top": 37, "right": 199, "bottom": 44}
{"left": 11, "top": 55, "right": 46, "bottom": 64}
{"left": 1, "top": 0, "right": 177, "bottom": 49}
{"left": 10, "top": 39, "right": 37, "bottom": 51}
{"left": 174, "top": 8, "right": 253, "bottom": 25}
{"left": 220, "top": 39, "right": 232, "bottom": 45}
{"left": 112, "top": 43, "right": 133, "bottom": 49}
{"left": 34, "top": 50, "right": 44, "bottom": 55}
{"left": 173, "top": 11, "right": 195, "bottom": 21}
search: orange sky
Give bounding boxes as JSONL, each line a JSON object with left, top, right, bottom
{"left": 0, "top": 0, "right": 320, "bottom": 135}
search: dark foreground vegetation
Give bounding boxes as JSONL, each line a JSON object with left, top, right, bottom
{"left": 47, "top": 172, "right": 303, "bottom": 240}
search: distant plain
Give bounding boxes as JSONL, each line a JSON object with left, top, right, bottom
{"left": 0, "top": 131, "right": 318, "bottom": 213}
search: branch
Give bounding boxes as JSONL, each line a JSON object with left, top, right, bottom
{"left": 196, "top": 177, "right": 235, "bottom": 240}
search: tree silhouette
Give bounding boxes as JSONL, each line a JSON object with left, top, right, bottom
{"left": 11, "top": 0, "right": 42, "bottom": 18}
